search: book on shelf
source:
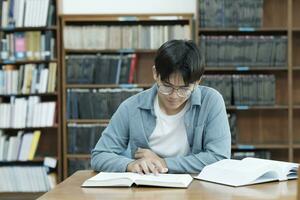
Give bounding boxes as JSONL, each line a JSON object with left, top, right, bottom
{"left": 1, "top": 0, "right": 55, "bottom": 28}
{"left": 0, "top": 130, "right": 41, "bottom": 161}
{"left": 81, "top": 172, "right": 193, "bottom": 188}
{"left": 202, "top": 74, "right": 276, "bottom": 106}
{"left": 67, "top": 124, "right": 104, "bottom": 154}
{"left": 0, "top": 31, "right": 56, "bottom": 61}
{"left": 0, "top": 159, "right": 57, "bottom": 192}
{"left": 200, "top": 35, "right": 287, "bottom": 67}
{"left": 199, "top": 0, "right": 264, "bottom": 28}
{"left": 0, "top": 96, "right": 56, "bottom": 128}
{"left": 64, "top": 24, "right": 191, "bottom": 50}
{"left": 66, "top": 88, "right": 143, "bottom": 119}
{"left": 195, "top": 157, "right": 298, "bottom": 187}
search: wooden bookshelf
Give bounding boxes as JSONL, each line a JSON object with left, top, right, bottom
{"left": 0, "top": 0, "right": 62, "bottom": 197}
{"left": 60, "top": 13, "right": 194, "bottom": 178}
{"left": 196, "top": 0, "right": 298, "bottom": 162}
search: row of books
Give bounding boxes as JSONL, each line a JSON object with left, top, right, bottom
{"left": 199, "top": 35, "right": 287, "bottom": 67}
{"left": 63, "top": 25, "right": 191, "bottom": 50}
{"left": 0, "top": 165, "right": 51, "bottom": 192}
{"left": 0, "top": 130, "right": 41, "bottom": 161}
{"left": 0, "top": 31, "right": 56, "bottom": 61}
{"left": 67, "top": 124, "right": 105, "bottom": 154}
{"left": 67, "top": 88, "right": 143, "bottom": 119}
{"left": 199, "top": 0, "right": 264, "bottom": 28}
{"left": 0, "top": 63, "right": 57, "bottom": 95}
{"left": 66, "top": 54, "right": 137, "bottom": 84}
{"left": 0, "top": 96, "right": 56, "bottom": 128}
{"left": 231, "top": 150, "right": 271, "bottom": 160}
{"left": 203, "top": 74, "right": 276, "bottom": 106}
{"left": 0, "top": 0, "right": 56, "bottom": 27}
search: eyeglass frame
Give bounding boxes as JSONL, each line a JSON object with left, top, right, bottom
{"left": 156, "top": 80, "right": 197, "bottom": 98}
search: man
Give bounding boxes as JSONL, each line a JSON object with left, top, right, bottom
{"left": 91, "top": 39, "right": 231, "bottom": 174}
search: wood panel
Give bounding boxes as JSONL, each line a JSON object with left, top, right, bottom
{"left": 236, "top": 110, "right": 288, "bottom": 144}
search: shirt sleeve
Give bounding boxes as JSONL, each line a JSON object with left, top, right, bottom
{"left": 164, "top": 91, "right": 231, "bottom": 173}
{"left": 91, "top": 102, "right": 134, "bottom": 172}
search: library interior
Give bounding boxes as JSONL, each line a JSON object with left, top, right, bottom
{"left": 0, "top": 0, "right": 300, "bottom": 199}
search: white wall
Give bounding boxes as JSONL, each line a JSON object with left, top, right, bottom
{"left": 62, "top": 0, "right": 196, "bottom": 15}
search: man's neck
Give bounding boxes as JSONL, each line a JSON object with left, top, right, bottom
{"left": 157, "top": 96, "right": 187, "bottom": 115}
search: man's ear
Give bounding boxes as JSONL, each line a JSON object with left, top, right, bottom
{"left": 196, "top": 77, "right": 202, "bottom": 85}
{"left": 152, "top": 65, "right": 158, "bottom": 81}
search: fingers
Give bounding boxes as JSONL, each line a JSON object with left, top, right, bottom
{"left": 140, "top": 160, "right": 150, "bottom": 174}
{"left": 147, "top": 161, "right": 158, "bottom": 175}
{"left": 153, "top": 159, "right": 168, "bottom": 173}
{"left": 132, "top": 164, "right": 143, "bottom": 175}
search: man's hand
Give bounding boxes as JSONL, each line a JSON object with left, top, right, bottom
{"left": 126, "top": 148, "right": 168, "bottom": 175}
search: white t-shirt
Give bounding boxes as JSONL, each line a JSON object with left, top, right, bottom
{"left": 149, "top": 95, "right": 191, "bottom": 157}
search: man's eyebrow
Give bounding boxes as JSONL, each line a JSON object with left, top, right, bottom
{"left": 163, "top": 82, "right": 189, "bottom": 87}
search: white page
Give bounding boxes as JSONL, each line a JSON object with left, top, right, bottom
{"left": 195, "top": 159, "right": 280, "bottom": 186}
{"left": 82, "top": 172, "right": 136, "bottom": 187}
{"left": 82, "top": 172, "right": 192, "bottom": 188}
{"left": 134, "top": 173, "right": 192, "bottom": 188}
{"left": 242, "top": 158, "right": 299, "bottom": 180}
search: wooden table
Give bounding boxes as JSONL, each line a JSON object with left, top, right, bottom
{"left": 38, "top": 170, "right": 297, "bottom": 200}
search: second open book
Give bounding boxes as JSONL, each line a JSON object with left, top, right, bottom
{"left": 195, "top": 157, "right": 298, "bottom": 187}
{"left": 82, "top": 157, "right": 298, "bottom": 188}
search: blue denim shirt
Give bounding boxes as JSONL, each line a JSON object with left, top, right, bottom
{"left": 91, "top": 84, "right": 231, "bottom": 173}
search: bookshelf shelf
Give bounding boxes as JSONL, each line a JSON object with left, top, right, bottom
{"left": 65, "top": 49, "right": 157, "bottom": 54}
{"left": 232, "top": 144, "right": 289, "bottom": 150}
{"left": 205, "top": 67, "right": 288, "bottom": 72}
{"left": 293, "top": 66, "right": 300, "bottom": 70}
{"left": 199, "top": 28, "right": 288, "bottom": 33}
{"left": 292, "top": 28, "right": 300, "bottom": 32}
{"left": 0, "top": 126, "right": 58, "bottom": 131}
{"left": 226, "top": 105, "right": 289, "bottom": 110}
{"left": 0, "top": 26, "right": 58, "bottom": 32}
{"left": 0, "top": 92, "right": 58, "bottom": 97}
{"left": 0, "top": 59, "right": 58, "bottom": 65}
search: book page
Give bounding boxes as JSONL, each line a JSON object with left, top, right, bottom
{"left": 195, "top": 159, "right": 280, "bottom": 186}
{"left": 82, "top": 172, "right": 136, "bottom": 187}
{"left": 134, "top": 174, "right": 193, "bottom": 188}
{"left": 242, "top": 158, "right": 299, "bottom": 180}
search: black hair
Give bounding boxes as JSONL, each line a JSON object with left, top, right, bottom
{"left": 154, "top": 39, "right": 205, "bottom": 85}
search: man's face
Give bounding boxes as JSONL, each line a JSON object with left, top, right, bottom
{"left": 156, "top": 73, "right": 195, "bottom": 111}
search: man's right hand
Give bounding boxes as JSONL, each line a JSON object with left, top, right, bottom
{"left": 127, "top": 158, "right": 168, "bottom": 175}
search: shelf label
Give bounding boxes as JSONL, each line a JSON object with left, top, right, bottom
{"left": 118, "top": 16, "right": 138, "bottom": 21}
{"left": 2, "top": 60, "right": 15, "bottom": 64}
{"left": 149, "top": 16, "right": 181, "bottom": 20}
{"left": 237, "top": 144, "right": 255, "bottom": 150}
{"left": 236, "top": 105, "right": 249, "bottom": 110}
{"left": 118, "top": 48, "right": 135, "bottom": 53}
{"left": 236, "top": 66, "right": 249, "bottom": 71}
{"left": 238, "top": 27, "right": 255, "bottom": 32}
{"left": 119, "top": 84, "right": 138, "bottom": 88}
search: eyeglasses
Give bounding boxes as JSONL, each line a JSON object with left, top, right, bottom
{"left": 157, "top": 82, "right": 195, "bottom": 98}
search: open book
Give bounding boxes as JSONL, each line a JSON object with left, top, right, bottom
{"left": 81, "top": 172, "right": 193, "bottom": 188}
{"left": 195, "top": 157, "right": 298, "bottom": 187}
